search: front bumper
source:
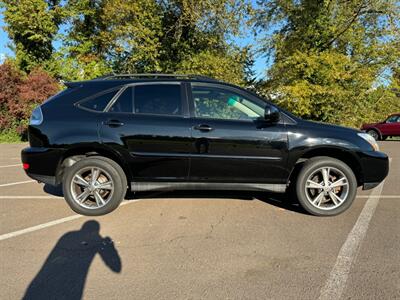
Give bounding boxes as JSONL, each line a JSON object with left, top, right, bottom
{"left": 358, "top": 150, "right": 389, "bottom": 190}
{"left": 21, "top": 147, "right": 65, "bottom": 186}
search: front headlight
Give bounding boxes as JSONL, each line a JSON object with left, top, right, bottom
{"left": 358, "top": 133, "right": 379, "bottom": 151}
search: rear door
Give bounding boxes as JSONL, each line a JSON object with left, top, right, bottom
{"left": 187, "top": 82, "right": 289, "bottom": 184}
{"left": 99, "top": 82, "right": 192, "bottom": 182}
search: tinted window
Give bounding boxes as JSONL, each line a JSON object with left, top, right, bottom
{"left": 192, "top": 86, "right": 264, "bottom": 120}
{"left": 80, "top": 90, "right": 118, "bottom": 111}
{"left": 109, "top": 87, "right": 133, "bottom": 113}
{"left": 386, "top": 115, "right": 400, "bottom": 123}
{"left": 134, "top": 85, "right": 182, "bottom": 116}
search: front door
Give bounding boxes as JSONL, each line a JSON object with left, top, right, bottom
{"left": 380, "top": 115, "right": 400, "bottom": 136}
{"left": 100, "top": 82, "right": 192, "bottom": 181}
{"left": 188, "top": 83, "right": 289, "bottom": 184}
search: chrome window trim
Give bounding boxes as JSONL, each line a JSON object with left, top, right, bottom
{"left": 105, "top": 81, "right": 185, "bottom": 117}
{"left": 75, "top": 87, "right": 122, "bottom": 113}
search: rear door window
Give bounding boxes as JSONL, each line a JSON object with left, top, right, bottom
{"left": 109, "top": 87, "right": 133, "bottom": 113}
{"left": 134, "top": 84, "right": 182, "bottom": 116}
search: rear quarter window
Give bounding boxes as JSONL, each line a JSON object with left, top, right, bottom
{"left": 78, "top": 89, "right": 119, "bottom": 112}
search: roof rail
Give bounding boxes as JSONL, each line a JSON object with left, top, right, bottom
{"left": 94, "top": 73, "right": 219, "bottom": 81}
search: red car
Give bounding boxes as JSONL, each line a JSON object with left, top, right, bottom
{"left": 361, "top": 113, "right": 400, "bottom": 140}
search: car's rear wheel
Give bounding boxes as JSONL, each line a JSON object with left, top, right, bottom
{"left": 367, "top": 129, "right": 380, "bottom": 141}
{"left": 295, "top": 157, "right": 357, "bottom": 216}
{"left": 62, "top": 156, "right": 127, "bottom": 216}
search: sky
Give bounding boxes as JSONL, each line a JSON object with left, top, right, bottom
{"left": 0, "top": 12, "right": 13, "bottom": 60}
{"left": 0, "top": 9, "right": 269, "bottom": 79}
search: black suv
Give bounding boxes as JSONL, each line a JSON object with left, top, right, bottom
{"left": 21, "top": 74, "right": 389, "bottom": 216}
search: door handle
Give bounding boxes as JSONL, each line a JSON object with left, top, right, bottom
{"left": 193, "top": 124, "right": 213, "bottom": 132}
{"left": 104, "top": 120, "right": 124, "bottom": 127}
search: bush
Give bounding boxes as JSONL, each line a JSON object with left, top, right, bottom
{"left": 0, "top": 129, "right": 22, "bottom": 143}
{"left": 0, "top": 61, "right": 60, "bottom": 141}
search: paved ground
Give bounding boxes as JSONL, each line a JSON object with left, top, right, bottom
{"left": 0, "top": 142, "right": 399, "bottom": 300}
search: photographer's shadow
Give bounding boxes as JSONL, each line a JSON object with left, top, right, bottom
{"left": 23, "top": 220, "right": 121, "bottom": 300}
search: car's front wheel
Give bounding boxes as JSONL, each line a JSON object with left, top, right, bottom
{"left": 62, "top": 156, "right": 127, "bottom": 216}
{"left": 295, "top": 157, "right": 357, "bottom": 216}
{"left": 366, "top": 129, "right": 380, "bottom": 141}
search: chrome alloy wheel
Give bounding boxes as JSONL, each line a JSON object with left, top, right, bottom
{"left": 70, "top": 166, "right": 114, "bottom": 209}
{"left": 367, "top": 130, "right": 379, "bottom": 141}
{"left": 304, "top": 166, "right": 349, "bottom": 210}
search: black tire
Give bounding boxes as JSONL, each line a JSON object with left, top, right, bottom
{"left": 62, "top": 156, "right": 127, "bottom": 216}
{"left": 381, "top": 136, "right": 387, "bottom": 141}
{"left": 367, "top": 129, "right": 380, "bottom": 141}
{"left": 295, "top": 156, "right": 357, "bottom": 216}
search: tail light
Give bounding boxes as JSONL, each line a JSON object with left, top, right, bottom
{"left": 30, "top": 106, "right": 43, "bottom": 125}
{"left": 23, "top": 163, "right": 30, "bottom": 170}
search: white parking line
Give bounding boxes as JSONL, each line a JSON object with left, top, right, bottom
{"left": 0, "top": 200, "right": 139, "bottom": 241}
{"left": 319, "top": 161, "right": 390, "bottom": 299}
{"left": 356, "top": 195, "right": 399, "bottom": 199}
{"left": 0, "top": 164, "right": 21, "bottom": 168}
{"left": 0, "top": 180, "right": 35, "bottom": 187}
{"left": 0, "top": 215, "right": 82, "bottom": 241}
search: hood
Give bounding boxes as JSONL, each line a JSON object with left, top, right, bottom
{"left": 300, "top": 119, "right": 361, "bottom": 133}
{"left": 361, "top": 122, "right": 380, "bottom": 127}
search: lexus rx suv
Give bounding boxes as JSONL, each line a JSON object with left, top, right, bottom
{"left": 21, "top": 74, "right": 389, "bottom": 216}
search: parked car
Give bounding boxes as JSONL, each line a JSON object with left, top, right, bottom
{"left": 361, "top": 113, "right": 400, "bottom": 140}
{"left": 21, "top": 74, "right": 389, "bottom": 216}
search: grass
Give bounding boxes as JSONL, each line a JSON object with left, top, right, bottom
{"left": 0, "top": 130, "right": 23, "bottom": 143}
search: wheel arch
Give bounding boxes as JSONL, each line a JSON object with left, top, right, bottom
{"left": 55, "top": 144, "right": 132, "bottom": 185}
{"left": 366, "top": 127, "right": 382, "bottom": 139}
{"left": 288, "top": 147, "right": 364, "bottom": 187}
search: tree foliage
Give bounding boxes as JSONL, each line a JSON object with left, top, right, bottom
{"left": 0, "top": 61, "right": 60, "bottom": 138}
{"left": 255, "top": 0, "right": 400, "bottom": 126}
{"left": 1, "top": 0, "right": 64, "bottom": 71}
{"left": 70, "top": 0, "right": 253, "bottom": 83}
{"left": 42, "top": 0, "right": 252, "bottom": 82}
{"left": 1, "top": 0, "right": 399, "bottom": 139}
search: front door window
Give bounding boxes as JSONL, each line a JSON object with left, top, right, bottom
{"left": 192, "top": 86, "right": 264, "bottom": 121}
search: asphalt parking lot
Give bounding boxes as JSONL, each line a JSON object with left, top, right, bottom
{"left": 0, "top": 142, "right": 399, "bottom": 300}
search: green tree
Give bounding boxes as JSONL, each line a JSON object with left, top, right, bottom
{"left": 48, "top": 0, "right": 111, "bottom": 80}
{"left": 100, "top": 0, "right": 163, "bottom": 73}
{"left": 1, "top": 0, "right": 64, "bottom": 71}
{"left": 2, "top": 0, "right": 254, "bottom": 82}
{"left": 53, "top": 0, "right": 253, "bottom": 82}
{"left": 94, "top": 0, "right": 252, "bottom": 83}
{"left": 255, "top": 0, "right": 400, "bottom": 126}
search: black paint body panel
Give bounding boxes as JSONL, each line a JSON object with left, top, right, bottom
{"left": 21, "top": 78, "right": 389, "bottom": 190}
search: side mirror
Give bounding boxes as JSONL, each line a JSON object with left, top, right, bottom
{"left": 264, "top": 105, "right": 280, "bottom": 123}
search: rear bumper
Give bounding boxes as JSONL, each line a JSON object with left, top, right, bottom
{"left": 21, "top": 147, "right": 65, "bottom": 186}
{"left": 359, "top": 150, "right": 389, "bottom": 190}
{"left": 26, "top": 173, "right": 57, "bottom": 186}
